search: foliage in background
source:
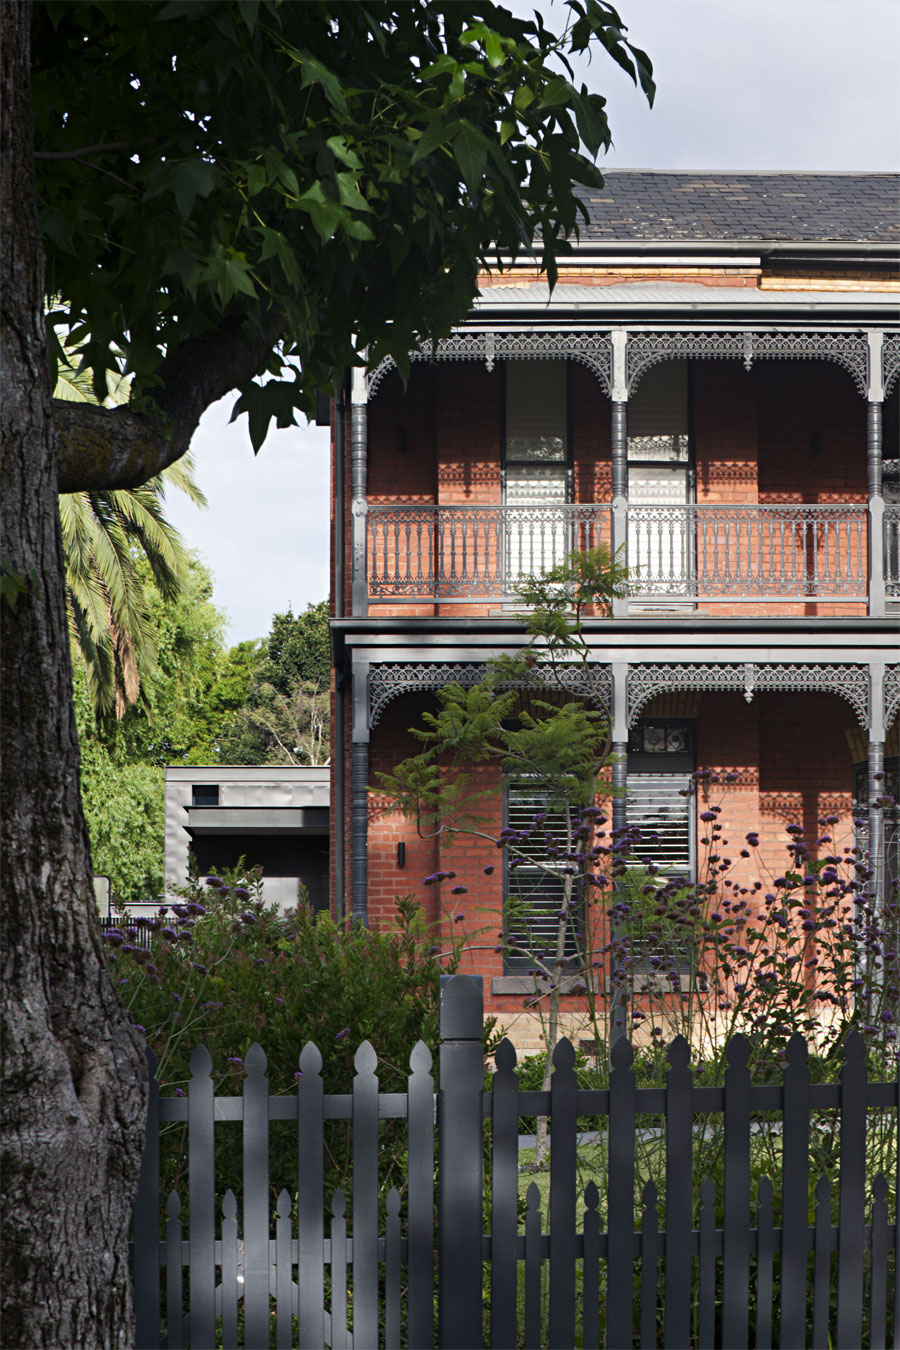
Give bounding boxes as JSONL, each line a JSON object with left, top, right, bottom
{"left": 75, "top": 557, "right": 258, "bottom": 905}
{"left": 56, "top": 342, "right": 208, "bottom": 720}
{"left": 104, "top": 874, "right": 451, "bottom": 1200}
{"left": 217, "top": 602, "right": 331, "bottom": 764}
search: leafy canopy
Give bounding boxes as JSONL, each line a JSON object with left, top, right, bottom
{"left": 35, "top": 0, "right": 653, "bottom": 449}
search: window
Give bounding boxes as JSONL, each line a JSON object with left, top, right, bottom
{"left": 503, "top": 780, "right": 580, "bottom": 972}
{"left": 191, "top": 784, "right": 220, "bottom": 807}
{"left": 504, "top": 361, "right": 570, "bottom": 582}
{"left": 628, "top": 361, "right": 692, "bottom": 597}
{"left": 626, "top": 719, "right": 695, "bottom": 880}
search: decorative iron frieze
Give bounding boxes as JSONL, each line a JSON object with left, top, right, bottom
{"left": 883, "top": 333, "right": 900, "bottom": 398}
{"left": 625, "top": 330, "right": 870, "bottom": 398}
{"left": 368, "top": 331, "right": 613, "bottom": 399}
{"left": 885, "top": 665, "right": 900, "bottom": 731}
{"left": 627, "top": 663, "right": 870, "bottom": 728}
{"left": 368, "top": 660, "right": 612, "bottom": 727}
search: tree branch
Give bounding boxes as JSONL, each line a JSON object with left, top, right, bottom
{"left": 34, "top": 138, "right": 161, "bottom": 161}
{"left": 54, "top": 307, "right": 285, "bottom": 492}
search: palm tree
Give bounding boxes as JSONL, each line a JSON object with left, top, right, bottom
{"left": 55, "top": 352, "right": 207, "bottom": 719}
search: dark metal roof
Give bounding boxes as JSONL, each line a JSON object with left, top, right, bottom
{"left": 578, "top": 172, "right": 900, "bottom": 245}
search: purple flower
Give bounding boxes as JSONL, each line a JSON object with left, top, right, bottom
{"left": 174, "top": 1088, "right": 185, "bottom": 1097}
{"left": 132, "top": 1024, "right": 146, "bottom": 1035}
{"left": 227, "top": 1056, "right": 243, "bottom": 1066}
{"left": 451, "top": 885, "right": 468, "bottom": 895}
{"left": 454, "top": 913, "right": 466, "bottom": 922}
{"left": 700, "top": 811, "right": 717, "bottom": 822}
{"left": 483, "top": 865, "right": 495, "bottom": 876}
{"left": 336, "top": 1027, "right": 350, "bottom": 1038}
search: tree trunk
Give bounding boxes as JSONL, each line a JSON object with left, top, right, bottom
{"left": 1, "top": 5, "right": 147, "bottom": 1345}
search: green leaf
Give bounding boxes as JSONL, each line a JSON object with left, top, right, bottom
{"left": 453, "top": 122, "right": 488, "bottom": 195}
{"left": 246, "top": 163, "right": 267, "bottom": 198}
{"left": 222, "top": 257, "right": 257, "bottom": 302}
{"left": 538, "top": 77, "right": 572, "bottom": 110}
{"left": 336, "top": 172, "right": 370, "bottom": 212}
{"left": 483, "top": 31, "right": 504, "bottom": 69}
{"left": 297, "top": 53, "right": 349, "bottom": 117}
{"left": 513, "top": 84, "right": 535, "bottom": 112}
{"left": 410, "top": 118, "right": 458, "bottom": 165}
{"left": 326, "top": 135, "right": 363, "bottom": 170}
{"left": 171, "top": 160, "right": 218, "bottom": 221}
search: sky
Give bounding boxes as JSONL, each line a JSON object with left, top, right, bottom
{"left": 163, "top": 0, "right": 900, "bottom": 646}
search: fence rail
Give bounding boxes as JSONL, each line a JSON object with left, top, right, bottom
{"left": 132, "top": 976, "right": 899, "bottom": 1348}
{"left": 366, "top": 502, "right": 872, "bottom": 604}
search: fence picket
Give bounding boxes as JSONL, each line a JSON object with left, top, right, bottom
{"left": 165, "top": 1191, "right": 184, "bottom": 1350}
{"left": 188, "top": 1045, "right": 215, "bottom": 1350}
{"left": 779, "top": 1032, "right": 810, "bottom": 1349}
{"left": 242, "top": 1042, "right": 270, "bottom": 1349}
{"left": 640, "top": 1179, "right": 659, "bottom": 1349}
{"left": 491, "top": 1038, "right": 519, "bottom": 1350}
{"left": 754, "top": 1177, "right": 774, "bottom": 1350}
{"left": 523, "top": 1182, "right": 543, "bottom": 1350}
{"left": 813, "top": 1174, "right": 832, "bottom": 1348}
{"left": 722, "top": 1034, "right": 751, "bottom": 1349}
{"left": 133, "top": 1047, "right": 160, "bottom": 1350}
{"left": 607, "top": 1036, "right": 636, "bottom": 1350}
{"left": 582, "top": 1182, "right": 600, "bottom": 1350}
{"left": 836, "top": 1031, "right": 867, "bottom": 1348}
{"left": 131, "top": 981, "right": 898, "bottom": 1349}
{"left": 697, "top": 1177, "right": 716, "bottom": 1350}
{"left": 297, "top": 1040, "right": 324, "bottom": 1349}
{"left": 353, "top": 1041, "right": 380, "bottom": 1349}
{"left": 549, "top": 1037, "right": 577, "bottom": 1349}
{"left": 220, "top": 1190, "right": 239, "bottom": 1350}
{"left": 385, "top": 1187, "right": 402, "bottom": 1349}
{"left": 330, "top": 1190, "right": 349, "bottom": 1350}
{"left": 275, "top": 1188, "right": 292, "bottom": 1350}
{"left": 407, "top": 1039, "right": 435, "bottom": 1350}
{"left": 664, "top": 1035, "right": 692, "bottom": 1348}
{"left": 438, "top": 976, "right": 485, "bottom": 1350}
{"left": 869, "top": 1173, "right": 889, "bottom": 1350}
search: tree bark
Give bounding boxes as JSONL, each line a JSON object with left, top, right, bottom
{"left": 1, "top": 5, "right": 148, "bottom": 1344}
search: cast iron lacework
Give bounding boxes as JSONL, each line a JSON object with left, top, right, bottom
{"left": 883, "top": 334, "right": 900, "bottom": 398}
{"left": 885, "top": 666, "right": 900, "bottom": 731}
{"left": 368, "top": 661, "right": 612, "bottom": 727}
{"left": 367, "top": 331, "right": 613, "bottom": 399}
{"left": 627, "top": 663, "right": 870, "bottom": 729}
{"left": 625, "top": 330, "right": 870, "bottom": 398}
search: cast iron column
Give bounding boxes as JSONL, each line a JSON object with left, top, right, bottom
{"left": 867, "top": 331, "right": 885, "bottom": 617}
{"left": 610, "top": 662, "right": 629, "bottom": 1044}
{"left": 351, "top": 739, "right": 369, "bottom": 926}
{"left": 350, "top": 364, "right": 369, "bottom": 617}
{"left": 611, "top": 330, "right": 629, "bottom": 618}
{"left": 867, "top": 663, "right": 886, "bottom": 908}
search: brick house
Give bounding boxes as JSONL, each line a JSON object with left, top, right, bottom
{"left": 329, "top": 171, "right": 900, "bottom": 1051}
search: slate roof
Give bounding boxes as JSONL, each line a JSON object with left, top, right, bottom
{"left": 577, "top": 172, "right": 900, "bottom": 245}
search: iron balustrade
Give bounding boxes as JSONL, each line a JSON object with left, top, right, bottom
{"left": 367, "top": 502, "right": 872, "bottom": 604}
{"left": 629, "top": 503, "right": 868, "bottom": 600}
{"left": 367, "top": 503, "right": 612, "bottom": 602}
{"left": 885, "top": 505, "right": 900, "bottom": 598}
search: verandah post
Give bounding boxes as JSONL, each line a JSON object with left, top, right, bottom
{"left": 438, "top": 975, "right": 484, "bottom": 1350}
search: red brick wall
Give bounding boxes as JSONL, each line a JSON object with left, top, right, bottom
{"left": 359, "top": 691, "right": 859, "bottom": 1020}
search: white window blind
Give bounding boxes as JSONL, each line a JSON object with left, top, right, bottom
{"left": 628, "top": 360, "right": 689, "bottom": 462}
{"left": 504, "top": 783, "right": 580, "bottom": 967}
{"left": 626, "top": 773, "right": 693, "bottom": 878}
{"left": 505, "top": 361, "right": 567, "bottom": 463}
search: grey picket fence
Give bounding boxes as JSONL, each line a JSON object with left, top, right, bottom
{"left": 132, "top": 975, "right": 898, "bottom": 1349}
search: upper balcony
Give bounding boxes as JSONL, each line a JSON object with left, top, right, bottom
{"left": 366, "top": 500, "right": 899, "bottom": 613}
{"left": 347, "top": 331, "right": 900, "bottom": 621}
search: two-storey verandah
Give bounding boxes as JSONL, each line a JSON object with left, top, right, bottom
{"left": 331, "top": 303, "right": 899, "bottom": 1037}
